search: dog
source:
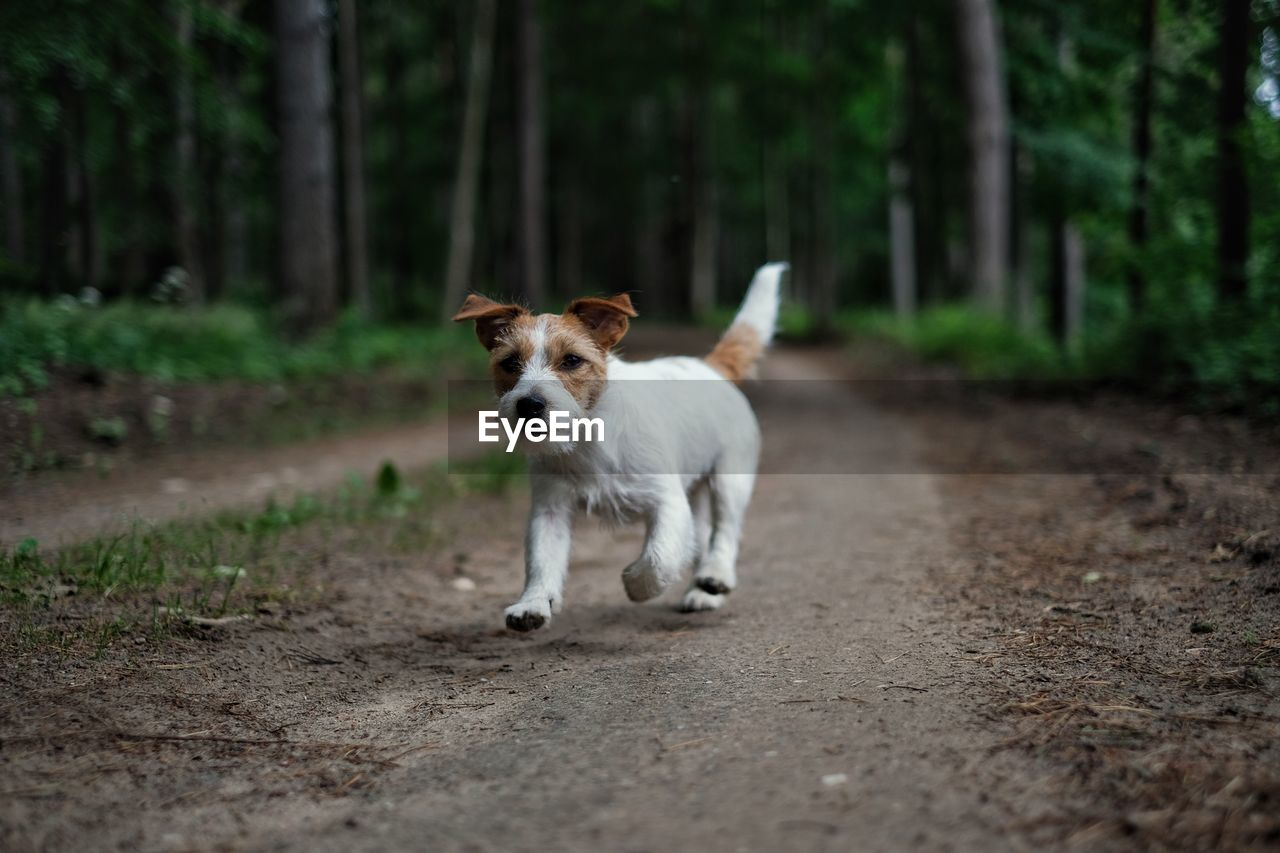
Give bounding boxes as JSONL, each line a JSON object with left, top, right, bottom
{"left": 453, "top": 263, "right": 785, "bottom": 630}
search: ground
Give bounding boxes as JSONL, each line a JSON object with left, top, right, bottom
{"left": 1, "top": 340, "right": 1277, "bottom": 852}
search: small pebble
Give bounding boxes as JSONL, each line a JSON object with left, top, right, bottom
{"left": 451, "top": 577, "right": 477, "bottom": 592}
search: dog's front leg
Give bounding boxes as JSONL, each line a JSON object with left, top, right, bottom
{"left": 622, "top": 478, "right": 695, "bottom": 602}
{"left": 505, "top": 481, "right": 573, "bottom": 632}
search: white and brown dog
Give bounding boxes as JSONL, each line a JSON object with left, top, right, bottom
{"left": 453, "top": 263, "right": 785, "bottom": 630}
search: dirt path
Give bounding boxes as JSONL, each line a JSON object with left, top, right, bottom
{"left": 5, "top": 347, "right": 1085, "bottom": 852}
{"left": 0, "top": 420, "right": 451, "bottom": 549}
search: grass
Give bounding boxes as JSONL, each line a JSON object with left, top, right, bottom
{"left": 0, "top": 298, "right": 483, "bottom": 398}
{"left": 838, "top": 300, "right": 1280, "bottom": 412}
{"left": 1, "top": 451, "right": 526, "bottom": 654}
{"left": 839, "top": 305, "right": 1066, "bottom": 379}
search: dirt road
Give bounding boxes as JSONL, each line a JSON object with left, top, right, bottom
{"left": 5, "top": 346, "right": 1276, "bottom": 851}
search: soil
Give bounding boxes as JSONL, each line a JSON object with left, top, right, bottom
{"left": 1, "top": 342, "right": 1277, "bottom": 852}
{"left": 0, "top": 368, "right": 443, "bottom": 480}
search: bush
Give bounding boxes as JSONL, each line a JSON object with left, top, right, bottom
{"left": 841, "top": 306, "right": 1065, "bottom": 379}
{"left": 842, "top": 299, "right": 1280, "bottom": 413}
{"left": 0, "top": 299, "right": 480, "bottom": 397}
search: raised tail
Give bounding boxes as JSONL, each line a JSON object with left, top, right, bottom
{"left": 705, "top": 262, "right": 787, "bottom": 384}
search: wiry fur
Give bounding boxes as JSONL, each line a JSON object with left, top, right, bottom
{"left": 454, "top": 262, "right": 786, "bottom": 630}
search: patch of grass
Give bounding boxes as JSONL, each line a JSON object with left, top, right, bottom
{"left": 0, "top": 298, "right": 482, "bottom": 398}
{"left": 840, "top": 305, "right": 1065, "bottom": 379}
{"left": 446, "top": 450, "right": 527, "bottom": 497}
{"left": 1, "top": 454, "right": 526, "bottom": 638}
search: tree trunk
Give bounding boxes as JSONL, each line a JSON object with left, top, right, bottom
{"left": 516, "top": 0, "right": 548, "bottom": 307}
{"left": 1216, "top": 0, "right": 1250, "bottom": 302}
{"left": 905, "top": 14, "right": 942, "bottom": 303}
{"left": 69, "top": 86, "right": 98, "bottom": 291}
{"left": 1011, "top": 167, "right": 1035, "bottom": 332}
{"left": 211, "top": 0, "right": 248, "bottom": 300}
{"left": 384, "top": 45, "right": 414, "bottom": 308}
{"left": 632, "top": 99, "right": 666, "bottom": 314}
{"left": 689, "top": 89, "right": 718, "bottom": 318}
{"left": 1064, "top": 224, "right": 1085, "bottom": 343}
{"left": 442, "top": 0, "right": 496, "bottom": 320}
{"left": 889, "top": 158, "right": 917, "bottom": 320}
{"left": 1049, "top": 216, "right": 1085, "bottom": 345}
{"left": 174, "top": 0, "right": 205, "bottom": 301}
{"left": 0, "top": 86, "right": 23, "bottom": 265}
{"left": 887, "top": 41, "right": 916, "bottom": 320}
{"left": 558, "top": 171, "right": 584, "bottom": 299}
{"left": 1008, "top": 87, "right": 1034, "bottom": 332}
{"left": 338, "top": 0, "right": 370, "bottom": 316}
{"left": 957, "top": 0, "right": 1011, "bottom": 313}
{"left": 39, "top": 71, "right": 71, "bottom": 296}
{"left": 1127, "top": 0, "right": 1157, "bottom": 310}
{"left": 762, "top": 142, "right": 790, "bottom": 266}
{"left": 274, "top": 0, "right": 340, "bottom": 332}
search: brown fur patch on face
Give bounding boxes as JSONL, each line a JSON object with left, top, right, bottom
{"left": 487, "top": 314, "right": 609, "bottom": 409}
{"left": 547, "top": 316, "right": 608, "bottom": 409}
{"left": 705, "top": 323, "right": 763, "bottom": 384}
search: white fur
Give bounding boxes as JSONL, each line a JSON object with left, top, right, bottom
{"left": 503, "top": 263, "right": 784, "bottom": 630}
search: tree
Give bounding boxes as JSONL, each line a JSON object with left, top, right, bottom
{"left": 1127, "top": 0, "right": 1157, "bottom": 309}
{"left": 174, "top": 0, "right": 205, "bottom": 301}
{"left": 274, "top": 0, "right": 339, "bottom": 332}
{"left": 38, "top": 69, "right": 71, "bottom": 296}
{"left": 957, "top": 0, "right": 1011, "bottom": 313}
{"left": 688, "top": 90, "right": 719, "bottom": 318}
{"left": 0, "top": 83, "right": 23, "bottom": 265}
{"left": 886, "top": 42, "right": 917, "bottom": 320}
{"left": 1216, "top": 0, "right": 1251, "bottom": 302}
{"left": 442, "top": 0, "right": 496, "bottom": 320}
{"left": 516, "top": 0, "right": 547, "bottom": 307}
{"left": 338, "top": 0, "right": 370, "bottom": 316}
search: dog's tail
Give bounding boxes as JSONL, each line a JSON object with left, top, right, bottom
{"left": 705, "top": 262, "right": 787, "bottom": 384}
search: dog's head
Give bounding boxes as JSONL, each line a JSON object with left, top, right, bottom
{"left": 453, "top": 293, "right": 635, "bottom": 452}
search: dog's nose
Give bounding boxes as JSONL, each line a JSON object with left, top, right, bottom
{"left": 516, "top": 395, "right": 547, "bottom": 419}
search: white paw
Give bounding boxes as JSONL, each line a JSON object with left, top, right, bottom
{"left": 504, "top": 597, "right": 554, "bottom": 632}
{"left": 678, "top": 587, "right": 725, "bottom": 612}
{"left": 622, "top": 559, "right": 671, "bottom": 602}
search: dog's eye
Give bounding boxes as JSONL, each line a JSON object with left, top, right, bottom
{"left": 499, "top": 355, "right": 521, "bottom": 373}
{"left": 561, "top": 354, "right": 583, "bottom": 370}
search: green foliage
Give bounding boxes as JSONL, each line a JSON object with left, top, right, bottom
{"left": 0, "top": 299, "right": 479, "bottom": 397}
{"left": 0, "top": 0, "right": 1276, "bottom": 405}
{"left": 848, "top": 297, "right": 1280, "bottom": 413}
{"left": 0, "top": 456, "right": 523, "bottom": 627}
{"left": 844, "top": 306, "right": 1064, "bottom": 379}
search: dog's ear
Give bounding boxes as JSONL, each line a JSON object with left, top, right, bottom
{"left": 565, "top": 294, "right": 637, "bottom": 351}
{"left": 452, "top": 294, "right": 528, "bottom": 350}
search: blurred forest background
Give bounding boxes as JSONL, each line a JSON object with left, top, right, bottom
{"left": 1, "top": 0, "right": 1278, "bottom": 402}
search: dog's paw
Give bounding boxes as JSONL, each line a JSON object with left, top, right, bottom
{"left": 678, "top": 587, "right": 725, "bottom": 612}
{"left": 622, "top": 559, "right": 669, "bottom": 602}
{"left": 504, "top": 599, "right": 552, "bottom": 632}
{"left": 694, "top": 575, "right": 734, "bottom": 596}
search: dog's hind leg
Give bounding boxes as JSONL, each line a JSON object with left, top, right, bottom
{"left": 678, "top": 480, "right": 725, "bottom": 612}
{"left": 622, "top": 476, "right": 696, "bottom": 602}
{"left": 692, "top": 469, "right": 755, "bottom": 597}
{"left": 690, "top": 478, "right": 714, "bottom": 559}
{"left": 675, "top": 481, "right": 727, "bottom": 607}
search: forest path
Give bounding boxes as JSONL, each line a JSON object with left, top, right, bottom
{"left": 5, "top": 346, "right": 1067, "bottom": 852}
{"left": 0, "top": 419, "right": 452, "bottom": 549}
